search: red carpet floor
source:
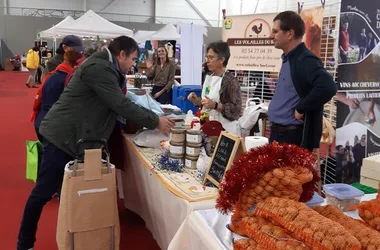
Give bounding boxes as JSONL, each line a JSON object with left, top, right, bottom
{"left": 0, "top": 71, "right": 160, "bottom": 250}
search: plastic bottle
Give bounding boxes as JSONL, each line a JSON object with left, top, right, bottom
{"left": 185, "top": 110, "right": 194, "bottom": 126}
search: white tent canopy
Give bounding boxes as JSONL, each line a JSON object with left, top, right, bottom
{"left": 39, "top": 16, "right": 75, "bottom": 39}
{"left": 133, "top": 30, "right": 156, "bottom": 43}
{"left": 54, "top": 10, "right": 133, "bottom": 38}
{"left": 147, "top": 24, "right": 181, "bottom": 42}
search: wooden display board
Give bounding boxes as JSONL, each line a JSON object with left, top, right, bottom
{"left": 203, "top": 131, "right": 246, "bottom": 187}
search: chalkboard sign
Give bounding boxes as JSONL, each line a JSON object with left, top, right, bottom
{"left": 203, "top": 131, "right": 245, "bottom": 187}
{"left": 205, "top": 179, "right": 217, "bottom": 188}
{"left": 209, "top": 136, "right": 235, "bottom": 183}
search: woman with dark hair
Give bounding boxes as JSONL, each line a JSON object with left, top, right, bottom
{"left": 146, "top": 45, "right": 176, "bottom": 104}
{"left": 41, "top": 43, "right": 64, "bottom": 78}
{"left": 25, "top": 46, "right": 40, "bottom": 88}
{"left": 188, "top": 41, "right": 242, "bottom": 134}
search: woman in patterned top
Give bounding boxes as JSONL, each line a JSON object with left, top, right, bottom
{"left": 188, "top": 41, "right": 242, "bottom": 134}
{"left": 146, "top": 45, "right": 176, "bottom": 104}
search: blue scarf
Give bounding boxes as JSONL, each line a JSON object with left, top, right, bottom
{"left": 111, "top": 54, "right": 127, "bottom": 127}
{"left": 111, "top": 54, "right": 127, "bottom": 90}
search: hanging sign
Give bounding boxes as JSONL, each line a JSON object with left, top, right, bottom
{"left": 222, "top": 7, "right": 324, "bottom": 71}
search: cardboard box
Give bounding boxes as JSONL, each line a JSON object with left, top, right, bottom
{"left": 360, "top": 176, "right": 379, "bottom": 189}
{"left": 4, "top": 58, "right": 13, "bottom": 71}
{"left": 361, "top": 155, "right": 380, "bottom": 189}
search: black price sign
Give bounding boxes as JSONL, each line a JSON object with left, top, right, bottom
{"left": 209, "top": 136, "right": 235, "bottom": 183}
{"left": 203, "top": 131, "right": 245, "bottom": 187}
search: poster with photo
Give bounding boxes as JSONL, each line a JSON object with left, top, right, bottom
{"left": 222, "top": 7, "right": 324, "bottom": 71}
{"left": 336, "top": 0, "right": 380, "bottom": 184}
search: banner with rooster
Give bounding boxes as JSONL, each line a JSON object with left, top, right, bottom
{"left": 222, "top": 7, "right": 324, "bottom": 72}
{"left": 335, "top": 0, "right": 380, "bottom": 184}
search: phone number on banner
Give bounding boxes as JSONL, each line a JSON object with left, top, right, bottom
{"left": 241, "top": 48, "right": 273, "bottom": 54}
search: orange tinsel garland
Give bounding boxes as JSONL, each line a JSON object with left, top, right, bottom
{"left": 216, "top": 142, "right": 319, "bottom": 214}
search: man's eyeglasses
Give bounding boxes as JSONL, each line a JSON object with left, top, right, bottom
{"left": 205, "top": 55, "right": 217, "bottom": 61}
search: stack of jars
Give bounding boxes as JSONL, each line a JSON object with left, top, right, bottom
{"left": 168, "top": 127, "right": 203, "bottom": 170}
{"left": 184, "top": 129, "right": 203, "bottom": 170}
{"left": 168, "top": 128, "right": 186, "bottom": 165}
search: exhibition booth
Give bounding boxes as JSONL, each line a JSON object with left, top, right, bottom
{"left": 113, "top": 0, "right": 380, "bottom": 248}
{"left": 23, "top": 0, "right": 380, "bottom": 248}
{"left": 41, "top": 10, "right": 134, "bottom": 38}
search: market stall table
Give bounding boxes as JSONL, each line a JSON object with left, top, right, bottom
{"left": 119, "top": 133, "right": 218, "bottom": 250}
{"left": 168, "top": 193, "right": 377, "bottom": 250}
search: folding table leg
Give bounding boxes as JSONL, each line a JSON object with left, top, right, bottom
{"left": 70, "top": 232, "right": 75, "bottom": 250}
{"left": 110, "top": 225, "right": 115, "bottom": 250}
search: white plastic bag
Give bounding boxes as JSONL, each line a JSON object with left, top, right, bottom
{"left": 222, "top": 120, "right": 241, "bottom": 136}
{"left": 238, "top": 104, "right": 267, "bottom": 137}
{"left": 196, "top": 148, "right": 211, "bottom": 173}
{"left": 133, "top": 129, "right": 169, "bottom": 148}
{"left": 126, "top": 91, "right": 164, "bottom": 115}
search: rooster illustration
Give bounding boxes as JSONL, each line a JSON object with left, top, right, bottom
{"left": 251, "top": 23, "right": 263, "bottom": 38}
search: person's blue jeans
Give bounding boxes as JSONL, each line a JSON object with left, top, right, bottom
{"left": 34, "top": 126, "right": 43, "bottom": 179}
{"left": 17, "top": 140, "right": 72, "bottom": 250}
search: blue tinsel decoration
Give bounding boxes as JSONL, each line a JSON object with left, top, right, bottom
{"left": 156, "top": 151, "right": 183, "bottom": 173}
{"left": 197, "top": 170, "right": 206, "bottom": 181}
{"left": 197, "top": 170, "right": 206, "bottom": 182}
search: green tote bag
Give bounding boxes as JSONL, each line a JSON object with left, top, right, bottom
{"left": 26, "top": 140, "right": 42, "bottom": 182}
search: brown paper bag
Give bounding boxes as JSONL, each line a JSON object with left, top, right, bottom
{"left": 57, "top": 149, "right": 120, "bottom": 250}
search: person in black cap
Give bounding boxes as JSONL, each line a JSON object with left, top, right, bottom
{"left": 42, "top": 35, "right": 84, "bottom": 77}
{"left": 17, "top": 35, "right": 84, "bottom": 250}
{"left": 31, "top": 35, "right": 84, "bottom": 143}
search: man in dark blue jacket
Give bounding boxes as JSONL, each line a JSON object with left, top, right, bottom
{"left": 268, "top": 11, "right": 337, "bottom": 151}
{"left": 17, "top": 37, "right": 83, "bottom": 250}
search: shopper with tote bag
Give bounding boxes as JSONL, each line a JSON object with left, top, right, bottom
{"left": 16, "top": 36, "right": 175, "bottom": 250}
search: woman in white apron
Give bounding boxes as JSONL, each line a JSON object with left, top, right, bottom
{"left": 188, "top": 41, "right": 242, "bottom": 135}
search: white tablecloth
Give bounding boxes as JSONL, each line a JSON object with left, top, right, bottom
{"left": 119, "top": 140, "right": 216, "bottom": 250}
{"left": 125, "top": 75, "right": 181, "bottom": 79}
{"left": 168, "top": 193, "right": 377, "bottom": 250}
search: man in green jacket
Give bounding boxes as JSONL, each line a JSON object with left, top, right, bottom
{"left": 17, "top": 36, "right": 174, "bottom": 250}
